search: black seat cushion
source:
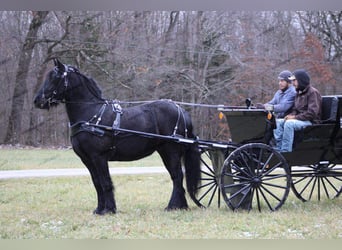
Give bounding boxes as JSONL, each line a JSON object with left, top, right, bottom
{"left": 321, "top": 96, "right": 338, "bottom": 123}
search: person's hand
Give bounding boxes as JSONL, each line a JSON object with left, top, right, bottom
{"left": 255, "top": 103, "right": 265, "bottom": 109}
{"left": 284, "top": 114, "right": 296, "bottom": 120}
{"left": 264, "top": 104, "right": 274, "bottom": 111}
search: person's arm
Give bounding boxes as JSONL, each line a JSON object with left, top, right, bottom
{"left": 272, "top": 90, "right": 296, "bottom": 113}
{"left": 266, "top": 92, "right": 278, "bottom": 106}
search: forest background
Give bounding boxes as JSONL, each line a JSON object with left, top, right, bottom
{"left": 0, "top": 11, "right": 341, "bottom": 146}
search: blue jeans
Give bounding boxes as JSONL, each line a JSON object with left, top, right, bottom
{"left": 274, "top": 119, "right": 312, "bottom": 152}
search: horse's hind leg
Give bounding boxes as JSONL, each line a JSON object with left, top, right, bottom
{"left": 158, "top": 146, "right": 188, "bottom": 210}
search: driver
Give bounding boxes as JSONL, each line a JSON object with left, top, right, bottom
{"left": 258, "top": 70, "right": 296, "bottom": 118}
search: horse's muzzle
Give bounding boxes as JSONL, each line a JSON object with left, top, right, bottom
{"left": 34, "top": 96, "right": 50, "bottom": 109}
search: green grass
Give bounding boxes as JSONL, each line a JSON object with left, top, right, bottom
{"left": 0, "top": 148, "right": 164, "bottom": 170}
{"left": 1, "top": 174, "right": 342, "bottom": 239}
{"left": 1, "top": 149, "right": 342, "bottom": 239}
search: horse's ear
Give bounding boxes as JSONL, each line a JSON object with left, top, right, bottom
{"left": 53, "top": 58, "right": 64, "bottom": 71}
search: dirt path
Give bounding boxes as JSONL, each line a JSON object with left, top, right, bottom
{"left": 0, "top": 167, "right": 167, "bottom": 179}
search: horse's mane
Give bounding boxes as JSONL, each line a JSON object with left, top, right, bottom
{"left": 86, "top": 77, "right": 103, "bottom": 100}
{"left": 69, "top": 65, "right": 103, "bottom": 100}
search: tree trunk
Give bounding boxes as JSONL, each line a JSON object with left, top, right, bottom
{"left": 4, "top": 11, "right": 49, "bottom": 144}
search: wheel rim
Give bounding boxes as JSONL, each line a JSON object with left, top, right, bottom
{"left": 291, "top": 163, "right": 342, "bottom": 202}
{"left": 220, "top": 143, "right": 291, "bottom": 212}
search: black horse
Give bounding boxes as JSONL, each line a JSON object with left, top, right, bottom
{"left": 34, "top": 59, "right": 202, "bottom": 215}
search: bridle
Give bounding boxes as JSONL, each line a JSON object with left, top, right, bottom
{"left": 42, "top": 64, "right": 78, "bottom": 107}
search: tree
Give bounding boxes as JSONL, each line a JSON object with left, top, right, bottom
{"left": 0, "top": 11, "right": 340, "bottom": 146}
{"left": 5, "top": 11, "right": 49, "bottom": 144}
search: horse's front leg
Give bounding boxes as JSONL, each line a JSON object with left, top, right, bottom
{"left": 76, "top": 150, "right": 116, "bottom": 215}
{"left": 91, "top": 156, "right": 117, "bottom": 215}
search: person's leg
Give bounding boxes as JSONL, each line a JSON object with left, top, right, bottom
{"left": 273, "top": 119, "right": 285, "bottom": 151}
{"left": 281, "top": 120, "right": 312, "bottom": 152}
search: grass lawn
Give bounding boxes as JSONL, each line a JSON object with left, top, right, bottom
{"left": 1, "top": 173, "right": 342, "bottom": 239}
{"left": 1, "top": 148, "right": 342, "bottom": 239}
{"left": 0, "top": 148, "right": 164, "bottom": 170}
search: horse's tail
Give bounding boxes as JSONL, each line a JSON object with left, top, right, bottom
{"left": 183, "top": 138, "right": 203, "bottom": 208}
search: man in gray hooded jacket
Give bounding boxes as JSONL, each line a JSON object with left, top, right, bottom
{"left": 274, "top": 69, "right": 322, "bottom": 152}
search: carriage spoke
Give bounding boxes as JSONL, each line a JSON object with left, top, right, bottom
{"left": 200, "top": 159, "right": 216, "bottom": 176}
{"left": 262, "top": 181, "right": 288, "bottom": 190}
{"left": 231, "top": 158, "right": 252, "bottom": 178}
{"left": 226, "top": 184, "right": 251, "bottom": 201}
{"left": 222, "top": 171, "right": 252, "bottom": 182}
{"left": 202, "top": 184, "right": 218, "bottom": 207}
{"left": 325, "top": 176, "right": 342, "bottom": 192}
{"left": 260, "top": 184, "right": 282, "bottom": 202}
{"left": 198, "top": 179, "right": 216, "bottom": 189}
{"left": 292, "top": 175, "right": 313, "bottom": 185}
{"left": 260, "top": 152, "right": 274, "bottom": 173}
{"left": 321, "top": 177, "right": 330, "bottom": 199}
{"left": 296, "top": 175, "right": 315, "bottom": 197}
{"left": 226, "top": 185, "right": 252, "bottom": 210}
{"left": 255, "top": 187, "right": 261, "bottom": 212}
{"left": 197, "top": 180, "right": 217, "bottom": 204}
{"left": 261, "top": 161, "right": 284, "bottom": 177}
{"left": 223, "top": 181, "right": 250, "bottom": 190}
{"left": 308, "top": 177, "right": 318, "bottom": 201}
{"left": 258, "top": 186, "right": 275, "bottom": 211}
{"left": 256, "top": 148, "right": 264, "bottom": 174}
{"left": 330, "top": 175, "right": 342, "bottom": 182}
{"left": 235, "top": 186, "right": 252, "bottom": 210}
{"left": 261, "top": 173, "right": 289, "bottom": 182}
{"left": 200, "top": 170, "right": 216, "bottom": 179}
{"left": 237, "top": 151, "right": 254, "bottom": 176}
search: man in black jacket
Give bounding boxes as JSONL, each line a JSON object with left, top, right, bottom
{"left": 274, "top": 69, "right": 322, "bottom": 152}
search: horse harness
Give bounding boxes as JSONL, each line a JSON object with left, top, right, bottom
{"left": 69, "top": 100, "right": 189, "bottom": 142}
{"left": 70, "top": 101, "right": 123, "bottom": 138}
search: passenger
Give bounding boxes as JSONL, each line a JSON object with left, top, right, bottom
{"left": 257, "top": 70, "right": 296, "bottom": 118}
{"left": 274, "top": 69, "right": 322, "bottom": 152}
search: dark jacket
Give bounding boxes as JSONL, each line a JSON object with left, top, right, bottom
{"left": 289, "top": 85, "right": 322, "bottom": 123}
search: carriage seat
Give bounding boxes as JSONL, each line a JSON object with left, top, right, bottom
{"left": 320, "top": 96, "right": 339, "bottom": 124}
{"left": 293, "top": 96, "right": 339, "bottom": 147}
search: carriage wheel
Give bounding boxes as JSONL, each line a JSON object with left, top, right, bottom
{"left": 195, "top": 145, "right": 237, "bottom": 208}
{"left": 220, "top": 143, "right": 291, "bottom": 212}
{"left": 291, "top": 163, "right": 342, "bottom": 202}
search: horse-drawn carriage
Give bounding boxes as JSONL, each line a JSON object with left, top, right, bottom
{"left": 196, "top": 95, "right": 342, "bottom": 211}
{"left": 34, "top": 59, "right": 342, "bottom": 214}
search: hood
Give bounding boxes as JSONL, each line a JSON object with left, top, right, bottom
{"left": 293, "top": 69, "right": 310, "bottom": 91}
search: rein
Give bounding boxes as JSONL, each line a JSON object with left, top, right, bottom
{"left": 61, "top": 99, "right": 227, "bottom": 109}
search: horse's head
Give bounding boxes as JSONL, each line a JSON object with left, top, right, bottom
{"left": 34, "top": 58, "right": 78, "bottom": 109}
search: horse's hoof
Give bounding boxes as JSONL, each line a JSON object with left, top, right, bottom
{"left": 164, "top": 206, "right": 189, "bottom": 211}
{"left": 93, "top": 208, "right": 116, "bottom": 215}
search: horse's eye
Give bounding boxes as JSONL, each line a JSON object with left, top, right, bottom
{"left": 53, "top": 69, "right": 63, "bottom": 78}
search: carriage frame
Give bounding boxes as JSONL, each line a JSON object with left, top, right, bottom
{"left": 195, "top": 95, "right": 342, "bottom": 211}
